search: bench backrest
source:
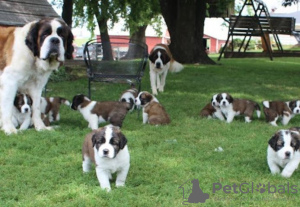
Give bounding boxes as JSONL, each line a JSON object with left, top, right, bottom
{"left": 229, "top": 15, "right": 295, "bottom": 35}
{"left": 84, "top": 38, "right": 148, "bottom": 77}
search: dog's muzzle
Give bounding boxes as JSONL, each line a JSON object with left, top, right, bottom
{"left": 285, "top": 151, "right": 291, "bottom": 159}
{"left": 43, "top": 37, "right": 61, "bottom": 60}
{"left": 155, "top": 62, "right": 161, "bottom": 69}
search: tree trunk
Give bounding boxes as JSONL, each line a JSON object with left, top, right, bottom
{"left": 160, "top": 0, "right": 215, "bottom": 64}
{"left": 93, "top": 0, "right": 114, "bottom": 61}
{"left": 130, "top": 25, "right": 147, "bottom": 44}
{"left": 62, "top": 0, "right": 73, "bottom": 27}
{"left": 123, "top": 25, "right": 148, "bottom": 59}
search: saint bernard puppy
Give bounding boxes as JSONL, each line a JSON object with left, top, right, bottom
{"left": 82, "top": 125, "right": 130, "bottom": 191}
{"left": 200, "top": 94, "right": 225, "bottom": 121}
{"left": 148, "top": 44, "right": 184, "bottom": 95}
{"left": 135, "top": 91, "right": 170, "bottom": 125}
{"left": 262, "top": 100, "right": 300, "bottom": 126}
{"left": 267, "top": 129, "right": 300, "bottom": 178}
{"left": 0, "top": 17, "right": 73, "bottom": 134}
{"left": 71, "top": 94, "right": 131, "bottom": 129}
{"left": 40, "top": 96, "right": 70, "bottom": 123}
{"left": 119, "top": 84, "right": 138, "bottom": 112}
{"left": 12, "top": 93, "right": 33, "bottom": 130}
{"left": 216, "top": 93, "right": 261, "bottom": 123}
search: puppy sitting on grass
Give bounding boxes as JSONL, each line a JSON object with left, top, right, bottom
{"left": 135, "top": 91, "right": 170, "bottom": 125}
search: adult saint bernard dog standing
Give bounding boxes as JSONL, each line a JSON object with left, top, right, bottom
{"left": 148, "top": 44, "right": 184, "bottom": 95}
{"left": 0, "top": 18, "right": 73, "bottom": 134}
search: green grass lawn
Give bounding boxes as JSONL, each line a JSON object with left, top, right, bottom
{"left": 2, "top": 56, "right": 300, "bottom": 206}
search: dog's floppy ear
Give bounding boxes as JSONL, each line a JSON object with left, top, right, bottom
{"left": 71, "top": 94, "right": 85, "bottom": 110}
{"left": 148, "top": 50, "right": 157, "bottom": 63}
{"left": 119, "top": 133, "right": 127, "bottom": 149}
{"left": 161, "top": 51, "right": 171, "bottom": 64}
{"left": 25, "top": 21, "right": 40, "bottom": 57}
{"left": 91, "top": 134, "right": 97, "bottom": 147}
{"left": 289, "top": 100, "right": 296, "bottom": 109}
{"left": 227, "top": 94, "right": 234, "bottom": 103}
{"left": 145, "top": 93, "right": 153, "bottom": 103}
{"left": 114, "top": 127, "right": 127, "bottom": 149}
{"left": 13, "top": 94, "right": 20, "bottom": 107}
{"left": 268, "top": 131, "right": 280, "bottom": 151}
{"left": 291, "top": 131, "right": 300, "bottom": 151}
{"left": 91, "top": 130, "right": 100, "bottom": 147}
{"left": 27, "top": 94, "right": 33, "bottom": 106}
{"left": 216, "top": 94, "right": 222, "bottom": 103}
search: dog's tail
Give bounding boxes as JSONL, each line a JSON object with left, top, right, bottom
{"left": 262, "top": 101, "right": 270, "bottom": 108}
{"left": 58, "top": 97, "right": 71, "bottom": 106}
{"left": 169, "top": 60, "right": 184, "bottom": 73}
{"left": 254, "top": 102, "right": 261, "bottom": 118}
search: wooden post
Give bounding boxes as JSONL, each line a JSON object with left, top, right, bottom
{"left": 261, "top": 33, "right": 271, "bottom": 52}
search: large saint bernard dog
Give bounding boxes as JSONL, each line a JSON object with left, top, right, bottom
{"left": 0, "top": 18, "right": 73, "bottom": 134}
{"left": 148, "top": 44, "right": 183, "bottom": 95}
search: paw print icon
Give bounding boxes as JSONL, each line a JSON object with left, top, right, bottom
{"left": 256, "top": 183, "right": 266, "bottom": 193}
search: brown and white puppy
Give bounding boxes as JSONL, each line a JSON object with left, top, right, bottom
{"left": 82, "top": 125, "right": 130, "bottom": 191}
{"left": 40, "top": 96, "right": 70, "bottom": 122}
{"left": 0, "top": 17, "right": 73, "bottom": 134}
{"left": 119, "top": 84, "right": 138, "bottom": 112}
{"left": 267, "top": 129, "right": 300, "bottom": 177}
{"left": 200, "top": 94, "right": 225, "bottom": 121}
{"left": 148, "top": 44, "right": 183, "bottom": 95}
{"left": 262, "top": 100, "right": 300, "bottom": 126}
{"left": 12, "top": 93, "right": 33, "bottom": 130}
{"left": 71, "top": 94, "right": 131, "bottom": 129}
{"left": 217, "top": 93, "right": 261, "bottom": 123}
{"left": 135, "top": 91, "right": 170, "bottom": 125}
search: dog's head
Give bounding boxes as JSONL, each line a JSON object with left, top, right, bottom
{"left": 14, "top": 93, "right": 32, "bottom": 114}
{"left": 135, "top": 91, "right": 158, "bottom": 107}
{"left": 287, "top": 100, "right": 300, "bottom": 114}
{"left": 211, "top": 94, "right": 220, "bottom": 108}
{"left": 91, "top": 125, "right": 127, "bottom": 159}
{"left": 268, "top": 130, "right": 300, "bottom": 160}
{"left": 25, "top": 17, "right": 74, "bottom": 63}
{"left": 216, "top": 93, "right": 233, "bottom": 107}
{"left": 71, "top": 94, "right": 90, "bottom": 110}
{"left": 149, "top": 46, "right": 170, "bottom": 69}
{"left": 120, "top": 87, "right": 138, "bottom": 111}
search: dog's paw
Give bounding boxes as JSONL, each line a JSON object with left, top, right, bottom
{"left": 3, "top": 126, "right": 18, "bottom": 135}
{"left": 102, "top": 187, "right": 111, "bottom": 192}
{"left": 35, "top": 126, "right": 53, "bottom": 131}
{"left": 116, "top": 183, "right": 125, "bottom": 188}
{"left": 158, "top": 87, "right": 164, "bottom": 92}
{"left": 270, "top": 169, "right": 280, "bottom": 175}
{"left": 281, "top": 171, "right": 292, "bottom": 178}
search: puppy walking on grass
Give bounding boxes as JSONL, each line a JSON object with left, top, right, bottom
{"left": 82, "top": 125, "right": 130, "bottom": 191}
{"left": 217, "top": 93, "right": 261, "bottom": 123}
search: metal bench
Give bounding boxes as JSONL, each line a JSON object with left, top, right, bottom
{"left": 83, "top": 38, "right": 148, "bottom": 98}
